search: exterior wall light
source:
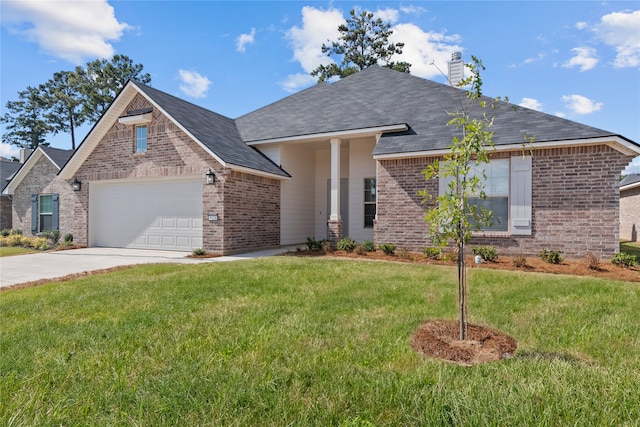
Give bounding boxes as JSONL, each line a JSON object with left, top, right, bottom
{"left": 205, "top": 169, "right": 216, "bottom": 185}
{"left": 72, "top": 178, "right": 81, "bottom": 191}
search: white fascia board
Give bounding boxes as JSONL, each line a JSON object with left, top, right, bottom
{"left": 621, "top": 181, "right": 640, "bottom": 192}
{"left": 3, "top": 149, "right": 50, "bottom": 195}
{"left": 226, "top": 163, "right": 291, "bottom": 180}
{"left": 245, "top": 124, "right": 408, "bottom": 146}
{"left": 373, "top": 136, "right": 640, "bottom": 160}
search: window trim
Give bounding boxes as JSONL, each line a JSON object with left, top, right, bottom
{"left": 364, "top": 177, "right": 376, "bottom": 228}
{"left": 38, "top": 194, "right": 53, "bottom": 232}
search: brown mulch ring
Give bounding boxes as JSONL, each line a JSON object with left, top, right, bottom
{"left": 411, "top": 320, "right": 517, "bottom": 366}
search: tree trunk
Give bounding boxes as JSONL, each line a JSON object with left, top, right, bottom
{"left": 458, "top": 238, "right": 468, "bottom": 340}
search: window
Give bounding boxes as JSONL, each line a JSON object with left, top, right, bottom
{"left": 468, "top": 159, "right": 509, "bottom": 232}
{"left": 135, "top": 125, "right": 147, "bottom": 153}
{"left": 39, "top": 194, "right": 53, "bottom": 232}
{"left": 364, "top": 178, "right": 376, "bottom": 228}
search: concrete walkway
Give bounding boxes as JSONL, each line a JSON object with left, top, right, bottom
{"left": 0, "top": 246, "right": 296, "bottom": 289}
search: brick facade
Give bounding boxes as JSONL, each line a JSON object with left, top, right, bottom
{"left": 0, "top": 197, "right": 12, "bottom": 229}
{"left": 12, "top": 154, "right": 75, "bottom": 237}
{"left": 620, "top": 185, "right": 640, "bottom": 242}
{"left": 73, "top": 94, "right": 280, "bottom": 254}
{"left": 376, "top": 145, "right": 633, "bottom": 259}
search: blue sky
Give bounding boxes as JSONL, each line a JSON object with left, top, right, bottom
{"left": 2, "top": 1, "right": 639, "bottom": 172}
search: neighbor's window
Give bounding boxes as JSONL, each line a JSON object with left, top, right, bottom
{"left": 468, "top": 159, "right": 509, "bottom": 232}
{"left": 135, "top": 125, "right": 147, "bottom": 153}
{"left": 364, "top": 178, "right": 376, "bottom": 228}
{"left": 39, "top": 194, "right": 53, "bottom": 232}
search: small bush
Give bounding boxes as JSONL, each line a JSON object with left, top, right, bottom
{"left": 539, "top": 248, "right": 563, "bottom": 264}
{"left": 3, "top": 233, "right": 24, "bottom": 247}
{"left": 379, "top": 243, "right": 396, "bottom": 256}
{"left": 192, "top": 248, "right": 206, "bottom": 256}
{"left": 584, "top": 252, "right": 601, "bottom": 270}
{"left": 63, "top": 233, "right": 74, "bottom": 245}
{"left": 337, "top": 237, "right": 357, "bottom": 252}
{"left": 361, "top": 240, "right": 376, "bottom": 252}
{"left": 512, "top": 255, "right": 527, "bottom": 268}
{"left": 423, "top": 247, "right": 442, "bottom": 259}
{"left": 611, "top": 252, "right": 638, "bottom": 268}
{"left": 306, "top": 237, "right": 324, "bottom": 251}
{"left": 12, "top": 229, "right": 23, "bottom": 235}
{"left": 321, "top": 240, "right": 331, "bottom": 252}
{"left": 41, "top": 230, "right": 60, "bottom": 245}
{"left": 354, "top": 245, "right": 367, "bottom": 256}
{"left": 1, "top": 229, "right": 10, "bottom": 237}
{"left": 472, "top": 246, "right": 499, "bottom": 262}
{"left": 26, "top": 237, "right": 48, "bottom": 250}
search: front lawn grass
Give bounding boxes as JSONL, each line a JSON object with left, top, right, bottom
{"left": 0, "top": 246, "right": 37, "bottom": 257}
{"left": 1, "top": 258, "right": 639, "bottom": 426}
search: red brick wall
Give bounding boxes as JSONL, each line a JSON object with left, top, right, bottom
{"left": 620, "top": 185, "right": 640, "bottom": 242}
{"left": 73, "top": 94, "right": 281, "bottom": 253}
{"left": 376, "top": 145, "right": 632, "bottom": 259}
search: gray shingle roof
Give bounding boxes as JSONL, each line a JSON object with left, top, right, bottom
{"left": 40, "top": 146, "right": 74, "bottom": 169}
{"left": 1, "top": 158, "right": 21, "bottom": 192}
{"left": 133, "top": 82, "right": 289, "bottom": 178}
{"left": 620, "top": 174, "right": 640, "bottom": 188}
{"left": 236, "top": 66, "right": 637, "bottom": 156}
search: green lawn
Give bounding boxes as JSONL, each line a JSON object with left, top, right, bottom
{"left": 1, "top": 258, "right": 639, "bottom": 426}
{"left": 0, "top": 246, "right": 37, "bottom": 257}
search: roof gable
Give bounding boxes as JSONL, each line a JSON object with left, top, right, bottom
{"left": 2, "top": 146, "right": 73, "bottom": 195}
{"left": 61, "top": 81, "right": 288, "bottom": 179}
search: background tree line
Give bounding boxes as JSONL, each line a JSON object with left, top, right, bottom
{"left": 1, "top": 55, "right": 151, "bottom": 151}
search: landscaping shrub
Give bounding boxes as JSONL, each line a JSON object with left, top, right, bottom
{"left": 321, "top": 240, "right": 331, "bottom": 252}
{"left": 1, "top": 233, "right": 24, "bottom": 247}
{"left": 539, "top": 248, "right": 563, "bottom": 264}
{"left": 584, "top": 252, "right": 600, "bottom": 270}
{"left": 337, "top": 237, "right": 357, "bottom": 252}
{"left": 0, "top": 229, "right": 10, "bottom": 237}
{"left": 306, "top": 237, "right": 324, "bottom": 251}
{"left": 472, "top": 246, "right": 499, "bottom": 262}
{"left": 398, "top": 247, "right": 411, "bottom": 259}
{"left": 63, "top": 233, "right": 74, "bottom": 245}
{"left": 512, "top": 255, "right": 527, "bottom": 268}
{"left": 379, "top": 243, "right": 396, "bottom": 255}
{"left": 360, "top": 240, "right": 376, "bottom": 252}
{"left": 192, "top": 248, "right": 206, "bottom": 256}
{"left": 26, "top": 237, "right": 48, "bottom": 250}
{"left": 611, "top": 252, "right": 638, "bottom": 268}
{"left": 354, "top": 245, "right": 367, "bottom": 256}
{"left": 423, "top": 247, "right": 442, "bottom": 259}
{"left": 41, "top": 230, "right": 60, "bottom": 245}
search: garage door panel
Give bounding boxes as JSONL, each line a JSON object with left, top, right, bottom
{"left": 90, "top": 179, "right": 203, "bottom": 252}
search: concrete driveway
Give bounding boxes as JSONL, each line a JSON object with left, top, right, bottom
{"left": 0, "top": 246, "right": 294, "bottom": 289}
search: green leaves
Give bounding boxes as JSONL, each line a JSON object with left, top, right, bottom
{"left": 311, "top": 9, "right": 411, "bottom": 82}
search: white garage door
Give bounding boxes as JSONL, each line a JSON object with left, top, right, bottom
{"left": 90, "top": 179, "right": 203, "bottom": 251}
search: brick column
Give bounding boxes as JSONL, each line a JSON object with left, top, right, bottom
{"left": 327, "top": 219, "right": 343, "bottom": 249}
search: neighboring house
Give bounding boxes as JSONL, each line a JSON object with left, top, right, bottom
{"left": 0, "top": 157, "right": 22, "bottom": 229}
{"left": 58, "top": 65, "right": 640, "bottom": 258}
{"left": 620, "top": 174, "right": 640, "bottom": 242}
{"left": 2, "top": 146, "right": 75, "bottom": 237}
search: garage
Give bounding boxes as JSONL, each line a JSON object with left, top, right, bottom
{"left": 89, "top": 179, "right": 203, "bottom": 251}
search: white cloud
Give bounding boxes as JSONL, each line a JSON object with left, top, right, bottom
{"left": 594, "top": 10, "right": 640, "bottom": 68}
{"left": 563, "top": 47, "right": 598, "bottom": 71}
{"left": 178, "top": 70, "right": 211, "bottom": 98}
{"left": 280, "top": 73, "right": 317, "bottom": 93}
{"left": 400, "top": 5, "right": 427, "bottom": 16}
{"left": 1, "top": 0, "right": 130, "bottom": 64}
{"left": 555, "top": 112, "right": 567, "bottom": 118}
{"left": 0, "top": 143, "right": 20, "bottom": 159}
{"left": 236, "top": 28, "right": 256, "bottom": 53}
{"left": 624, "top": 156, "right": 640, "bottom": 174}
{"left": 519, "top": 98, "right": 543, "bottom": 111}
{"left": 561, "top": 94, "right": 603, "bottom": 115}
{"left": 390, "top": 23, "right": 462, "bottom": 79}
{"left": 374, "top": 8, "right": 399, "bottom": 24}
{"left": 575, "top": 21, "right": 588, "bottom": 30}
{"left": 282, "top": 6, "right": 343, "bottom": 91}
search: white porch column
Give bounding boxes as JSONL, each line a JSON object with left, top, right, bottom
{"left": 329, "top": 138, "right": 341, "bottom": 221}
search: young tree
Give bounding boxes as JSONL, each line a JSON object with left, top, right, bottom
{"left": 311, "top": 9, "right": 411, "bottom": 82}
{"left": 420, "top": 57, "right": 504, "bottom": 340}
{"left": 81, "top": 54, "right": 152, "bottom": 122}
{"left": 0, "top": 85, "right": 52, "bottom": 149}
